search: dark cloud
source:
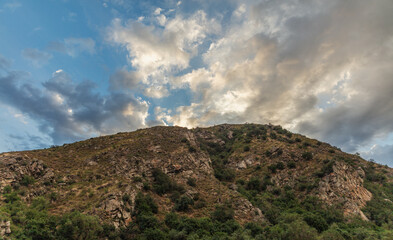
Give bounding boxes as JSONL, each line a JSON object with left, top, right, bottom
{"left": 109, "top": 69, "right": 140, "bottom": 90}
{"left": 0, "top": 70, "right": 148, "bottom": 145}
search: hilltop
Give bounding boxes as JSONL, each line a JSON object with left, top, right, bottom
{"left": 1, "top": 124, "right": 393, "bottom": 239}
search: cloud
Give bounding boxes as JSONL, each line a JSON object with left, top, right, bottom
{"left": 106, "top": 0, "right": 393, "bottom": 165}
{"left": 3, "top": 1, "right": 21, "bottom": 11}
{"left": 47, "top": 38, "right": 96, "bottom": 57}
{"left": 0, "top": 54, "right": 11, "bottom": 70}
{"left": 21, "top": 48, "right": 52, "bottom": 67}
{"left": 109, "top": 68, "right": 140, "bottom": 90}
{"left": 0, "top": 69, "right": 149, "bottom": 145}
{"left": 361, "top": 144, "right": 393, "bottom": 167}
{"left": 107, "top": 10, "right": 220, "bottom": 97}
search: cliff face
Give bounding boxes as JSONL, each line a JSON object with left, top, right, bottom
{"left": 0, "top": 124, "right": 391, "bottom": 230}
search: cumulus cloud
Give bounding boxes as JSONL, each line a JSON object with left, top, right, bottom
{"left": 2, "top": 0, "right": 393, "bottom": 165}
{"left": 0, "top": 69, "right": 149, "bottom": 145}
{"left": 21, "top": 48, "right": 52, "bottom": 67}
{"left": 107, "top": 9, "right": 220, "bottom": 97}
{"left": 47, "top": 38, "right": 96, "bottom": 57}
{"left": 108, "top": 0, "right": 393, "bottom": 164}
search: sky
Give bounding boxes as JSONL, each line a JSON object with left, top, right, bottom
{"left": 0, "top": 0, "right": 393, "bottom": 166}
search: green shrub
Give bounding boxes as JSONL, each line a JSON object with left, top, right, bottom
{"left": 276, "top": 162, "right": 285, "bottom": 170}
{"left": 302, "top": 152, "right": 313, "bottom": 161}
{"left": 134, "top": 192, "right": 158, "bottom": 216}
{"left": 187, "top": 178, "right": 196, "bottom": 187}
{"left": 57, "top": 211, "right": 103, "bottom": 240}
{"left": 214, "top": 168, "right": 235, "bottom": 182}
{"left": 151, "top": 168, "right": 184, "bottom": 195}
{"left": 287, "top": 161, "right": 296, "bottom": 169}
{"left": 303, "top": 212, "right": 328, "bottom": 232}
{"left": 188, "top": 146, "right": 197, "bottom": 153}
{"left": 20, "top": 175, "right": 35, "bottom": 186}
{"left": 212, "top": 204, "right": 234, "bottom": 223}
{"left": 3, "top": 185, "right": 12, "bottom": 194}
{"left": 136, "top": 214, "right": 160, "bottom": 231}
{"left": 122, "top": 194, "right": 131, "bottom": 205}
{"left": 174, "top": 196, "right": 194, "bottom": 212}
{"left": 268, "top": 164, "right": 278, "bottom": 173}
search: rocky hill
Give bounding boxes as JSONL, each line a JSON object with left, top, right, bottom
{"left": 1, "top": 124, "right": 393, "bottom": 239}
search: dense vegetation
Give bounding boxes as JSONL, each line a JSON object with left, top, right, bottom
{"left": 2, "top": 175, "right": 393, "bottom": 239}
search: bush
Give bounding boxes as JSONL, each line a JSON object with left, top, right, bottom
{"left": 57, "top": 211, "right": 103, "bottom": 240}
{"left": 276, "top": 162, "right": 285, "bottom": 170}
{"left": 122, "top": 194, "right": 131, "bottom": 205}
{"left": 187, "top": 178, "right": 196, "bottom": 187}
{"left": 303, "top": 213, "right": 329, "bottom": 232}
{"left": 136, "top": 214, "right": 160, "bottom": 231}
{"left": 268, "top": 164, "right": 277, "bottom": 173}
{"left": 20, "top": 175, "right": 35, "bottom": 186}
{"left": 151, "top": 168, "right": 184, "bottom": 195}
{"left": 174, "top": 196, "right": 194, "bottom": 212}
{"left": 3, "top": 185, "right": 12, "bottom": 194}
{"left": 302, "top": 152, "right": 313, "bottom": 161}
{"left": 212, "top": 204, "right": 234, "bottom": 223}
{"left": 287, "top": 161, "right": 296, "bottom": 169}
{"left": 214, "top": 168, "right": 235, "bottom": 182}
{"left": 188, "top": 146, "right": 197, "bottom": 153}
{"left": 134, "top": 192, "right": 158, "bottom": 216}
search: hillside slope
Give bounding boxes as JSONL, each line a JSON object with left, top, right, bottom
{"left": 1, "top": 124, "right": 393, "bottom": 239}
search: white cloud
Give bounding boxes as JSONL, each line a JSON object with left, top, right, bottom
{"left": 105, "top": 0, "right": 393, "bottom": 165}
{"left": 107, "top": 10, "right": 219, "bottom": 97}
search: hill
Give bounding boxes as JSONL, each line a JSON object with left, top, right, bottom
{"left": 1, "top": 124, "right": 393, "bottom": 239}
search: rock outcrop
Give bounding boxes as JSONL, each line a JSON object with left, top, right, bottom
{"left": 318, "top": 162, "right": 372, "bottom": 220}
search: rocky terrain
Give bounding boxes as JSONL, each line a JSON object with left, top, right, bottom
{"left": 0, "top": 124, "right": 392, "bottom": 239}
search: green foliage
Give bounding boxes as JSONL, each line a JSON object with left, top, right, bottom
{"left": 212, "top": 203, "right": 234, "bottom": 223}
{"left": 266, "top": 214, "right": 318, "bottom": 240}
{"left": 3, "top": 185, "right": 12, "bottom": 194}
{"left": 287, "top": 161, "right": 296, "bottom": 169}
{"left": 302, "top": 151, "right": 313, "bottom": 160}
{"left": 134, "top": 192, "right": 158, "bottom": 216}
{"left": 187, "top": 178, "right": 196, "bottom": 187}
{"left": 174, "top": 196, "right": 194, "bottom": 212}
{"left": 151, "top": 168, "right": 184, "bottom": 195}
{"left": 122, "top": 193, "right": 131, "bottom": 205}
{"left": 214, "top": 167, "right": 235, "bottom": 182}
{"left": 276, "top": 162, "right": 285, "bottom": 170}
{"left": 57, "top": 211, "right": 103, "bottom": 240}
{"left": 20, "top": 175, "right": 35, "bottom": 186}
{"left": 243, "top": 145, "right": 250, "bottom": 152}
{"left": 316, "top": 160, "right": 334, "bottom": 178}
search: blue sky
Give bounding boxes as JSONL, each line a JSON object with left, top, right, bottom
{"left": 1, "top": 0, "right": 393, "bottom": 166}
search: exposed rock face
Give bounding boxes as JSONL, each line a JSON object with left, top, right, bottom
{"left": 318, "top": 162, "right": 372, "bottom": 220}
{"left": 0, "top": 153, "right": 55, "bottom": 192}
